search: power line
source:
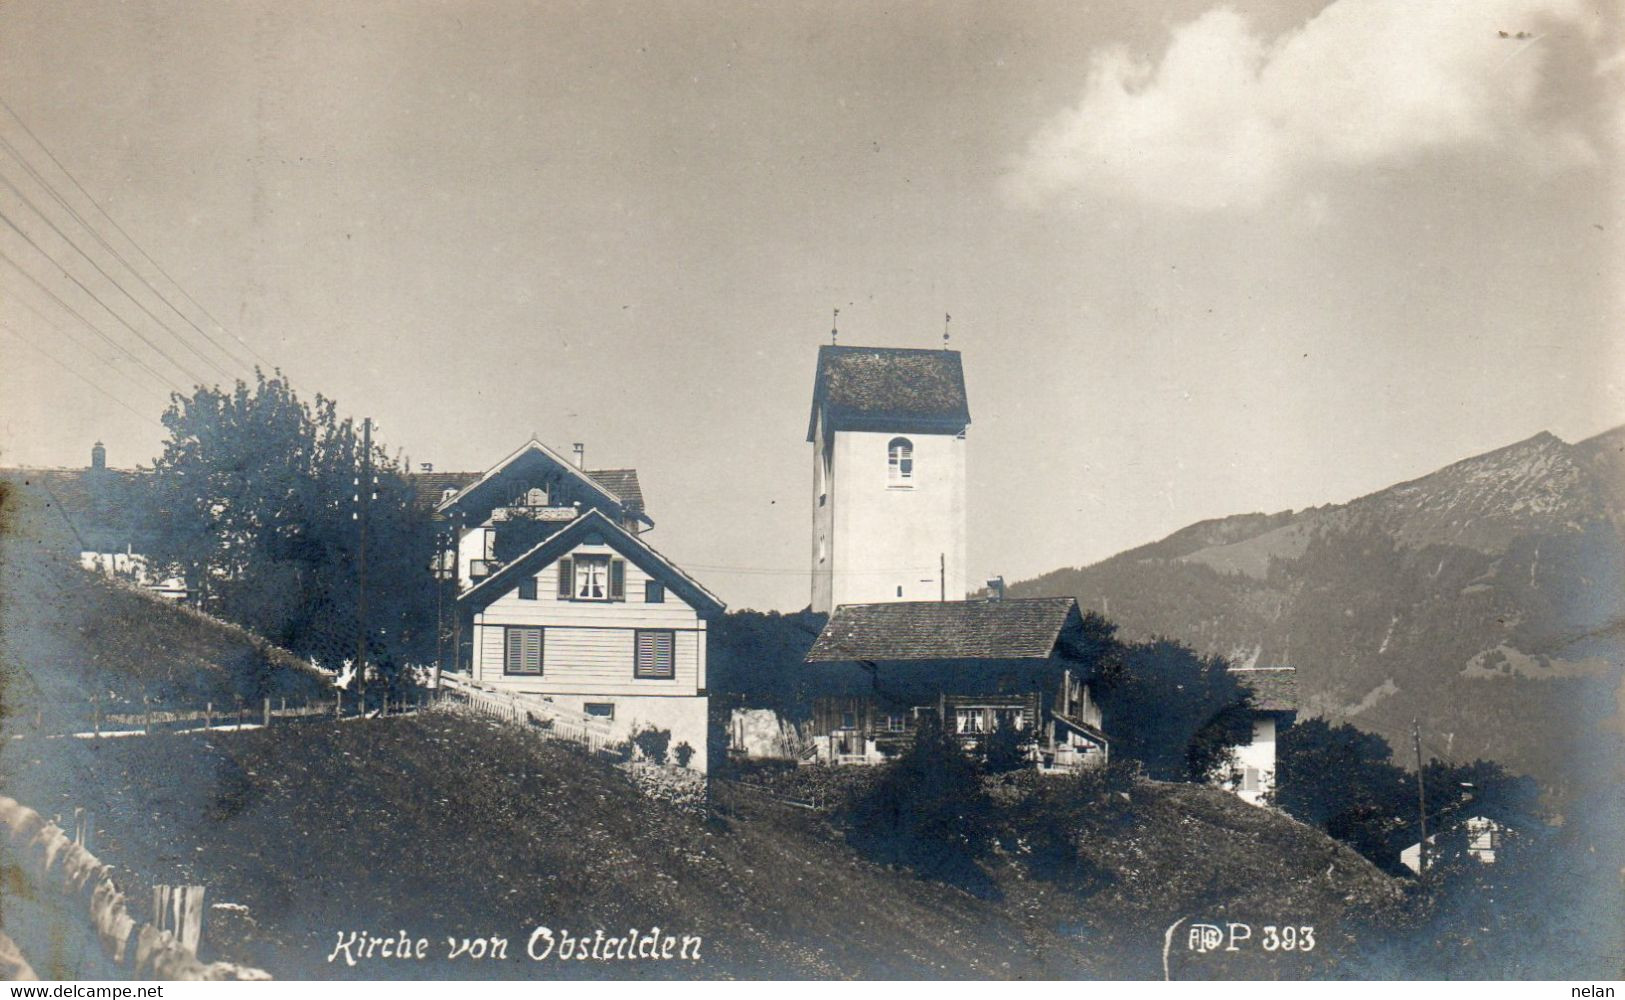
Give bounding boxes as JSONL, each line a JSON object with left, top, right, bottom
{"left": 0, "top": 204, "right": 210, "bottom": 386}
{"left": 0, "top": 243, "right": 184, "bottom": 393}
{"left": 0, "top": 322, "right": 164, "bottom": 429}
{"left": 0, "top": 96, "right": 276, "bottom": 371}
{"left": 0, "top": 133, "right": 257, "bottom": 375}
{"left": 0, "top": 282, "right": 163, "bottom": 399}
{"left": 0, "top": 160, "right": 242, "bottom": 381}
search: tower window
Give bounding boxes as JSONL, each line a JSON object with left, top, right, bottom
{"left": 887, "top": 438, "right": 914, "bottom": 484}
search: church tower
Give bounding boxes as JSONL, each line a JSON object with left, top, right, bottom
{"left": 808, "top": 344, "right": 969, "bottom": 613}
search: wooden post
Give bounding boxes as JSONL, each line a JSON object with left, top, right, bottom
{"left": 263, "top": 697, "right": 270, "bottom": 728}
{"left": 237, "top": 703, "right": 244, "bottom": 731}
{"left": 143, "top": 698, "right": 152, "bottom": 735}
{"left": 205, "top": 702, "right": 212, "bottom": 731}
{"left": 336, "top": 691, "right": 342, "bottom": 717}
{"left": 92, "top": 693, "right": 100, "bottom": 739}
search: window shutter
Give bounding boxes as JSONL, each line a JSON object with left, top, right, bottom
{"left": 610, "top": 559, "right": 625, "bottom": 601}
{"left": 505, "top": 627, "right": 543, "bottom": 675}
{"left": 557, "top": 558, "right": 572, "bottom": 597}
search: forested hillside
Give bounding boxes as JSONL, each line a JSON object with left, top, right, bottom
{"left": 1013, "top": 427, "right": 1625, "bottom": 793}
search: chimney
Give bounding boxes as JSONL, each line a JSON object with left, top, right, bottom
{"left": 985, "top": 575, "right": 1005, "bottom": 601}
{"left": 91, "top": 441, "right": 106, "bottom": 471}
{"left": 572, "top": 443, "right": 585, "bottom": 469}
{"left": 420, "top": 462, "right": 434, "bottom": 473}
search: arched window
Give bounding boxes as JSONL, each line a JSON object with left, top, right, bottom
{"left": 887, "top": 437, "right": 914, "bottom": 483}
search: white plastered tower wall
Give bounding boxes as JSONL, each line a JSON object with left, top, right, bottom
{"left": 819, "top": 428, "right": 966, "bottom": 610}
{"left": 808, "top": 345, "right": 971, "bottom": 614}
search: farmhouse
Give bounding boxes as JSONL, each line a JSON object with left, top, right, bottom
{"left": 442, "top": 439, "right": 724, "bottom": 770}
{"left": 801, "top": 597, "right": 1108, "bottom": 770}
{"left": 0, "top": 443, "right": 187, "bottom": 598}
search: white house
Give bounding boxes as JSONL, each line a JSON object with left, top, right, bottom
{"left": 1220, "top": 666, "right": 1299, "bottom": 806}
{"left": 441, "top": 440, "right": 724, "bottom": 770}
{"left": 809, "top": 345, "right": 969, "bottom": 612}
{"left": 1401, "top": 816, "right": 1505, "bottom": 874}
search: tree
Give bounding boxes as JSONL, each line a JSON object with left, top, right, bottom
{"left": 145, "top": 372, "right": 436, "bottom": 680}
{"left": 1273, "top": 718, "right": 1412, "bottom": 868}
{"left": 1092, "top": 638, "right": 1253, "bottom": 781}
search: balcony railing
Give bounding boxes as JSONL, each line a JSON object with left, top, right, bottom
{"left": 491, "top": 505, "right": 579, "bottom": 523}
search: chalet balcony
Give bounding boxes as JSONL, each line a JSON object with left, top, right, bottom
{"left": 491, "top": 504, "right": 579, "bottom": 524}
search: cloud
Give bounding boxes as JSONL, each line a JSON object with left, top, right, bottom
{"left": 1003, "top": 0, "right": 1600, "bottom": 211}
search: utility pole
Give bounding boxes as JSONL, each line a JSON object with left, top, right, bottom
{"left": 354, "top": 417, "right": 372, "bottom": 712}
{"left": 1413, "top": 716, "right": 1429, "bottom": 874}
{"left": 939, "top": 552, "right": 946, "bottom": 602}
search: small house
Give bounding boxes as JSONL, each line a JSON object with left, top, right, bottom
{"left": 1221, "top": 666, "right": 1299, "bottom": 805}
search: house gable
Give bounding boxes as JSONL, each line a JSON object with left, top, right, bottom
{"left": 460, "top": 510, "right": 723, "bottom": 617}
{"left": 436, "top": 439, "right": 652, "bottom": 528}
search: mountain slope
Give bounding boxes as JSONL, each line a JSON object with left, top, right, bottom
{"left": 1012, "top": 428, "right": 1625, "bottom": 790}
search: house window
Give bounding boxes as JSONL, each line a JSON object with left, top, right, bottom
{"left": 887, "top": 437, "right": 914, "bottom": 484}
{"left": 570, "top": 555, "right": 624, "bottom": 600}
{"left": 440, "top": 487, "right": 458, "bottom": 503}
{"left": 482, "top": 529, "right": 497, "bottom": 560}
{"left": 504, "top": 626, "right": 543, "bottom": 675}
{"left": 585, "top": 702, "right": 615, "bottom": 720}
{"left": 517, "top": 577, "right": 538, "bottom": 601}
{"left": 886, "top": 714, "right": 906, "bottom": 733}
{"left": 1242, "top": 767, "right": 1260, "bottom": 792}
{"left": 896, "top": 585, "right": 903, "bottom": 597}
{"left": 841, "top": 711, "right": 857, "bottom": 730}
{"left": 634, "top": 629, "right": 676, "bottom": 679}
{"left": 955, "top": 709, "right": 985, "bottom": 734}
{"left": 524, "top": 486, "right": 548, "bottom": 507}
{"left": 645, "top": 581, "right": 665, "bottom": 603}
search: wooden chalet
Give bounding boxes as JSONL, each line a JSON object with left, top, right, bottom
{"left": 802, "top": 597, "right": 1108, "bottom": 770}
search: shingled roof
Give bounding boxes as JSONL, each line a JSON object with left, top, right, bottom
{"left": 1232, "top": 667, "right": 1299, "bottom": 713}
{"left": 0, "top": 467, "right": 156, "bottom": 551}
{"left": 409, "top": 468, "right": 643, "bottom": 517}
{"left": 807, "top": 345, "right": 971, "bottom": 441}
{"left": 806, "top": 597, "right": 1081, "bottom": 662}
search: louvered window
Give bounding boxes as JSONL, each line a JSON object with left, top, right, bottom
{"left": 887, "top": 437, "right": 914, "bottom": 483}
{"left": 634, "top": 629, "right": 676, "bottom": 679}
{"left": 504, "top": 626, "right": 543, "bottom": 675}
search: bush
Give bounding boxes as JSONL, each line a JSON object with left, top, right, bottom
{"left": 672, "top": 741, "right": 695, "bottom": 769}
{"left": 838, "top": 713, "right": 998, "bottom": 894}
{"left": 978, "top": 717, "right": 1032, "bottom": 775}
{"left": 632, "top": 726, "right": 672, "bottom": 765}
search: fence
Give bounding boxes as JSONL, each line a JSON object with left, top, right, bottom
{"left": 48, "top": 690, "right": 433, "bottom": 740}
{"left": 0, "top": 794, "right": 270, "bottom": 980}
{"left": 435, "top": 677, "right": 622, "bottom": 757}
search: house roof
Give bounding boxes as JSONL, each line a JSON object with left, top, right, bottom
{"left": 433, "top": 439, "right": 650, "bottom": 525}
{"left": 0, "top": 467, "right": 157, "bottom": 550}
{"left": 409, "top": 472, "right": 481, "bottom": 511}
{"left": 458, "top": 508, "right": 724, "bottom": 616}
{"left": 1231, "top": 666, "right": 1299, "bottom": 713}
{"left": 806, "top": 597, "right": 1082, "bottom": 663}
{"left": 807, "top": 345, "right": 971, "bottom": 441}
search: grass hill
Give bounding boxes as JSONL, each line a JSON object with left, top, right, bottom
{"left": 4, "top": 711, "right": 1401, "bottom": 979}
{"left": 0, "top": 545, "right": 329, "bottom": 734}
{"left": 1011, "top": 427, "right": 1625, "bottom": 794}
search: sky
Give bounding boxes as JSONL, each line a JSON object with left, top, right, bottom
{"left": 0, "top": 0, "right": 1620, "bottom": 611}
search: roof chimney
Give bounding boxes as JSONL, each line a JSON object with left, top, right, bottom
{"left": 572, "top": 443, "right": 585, "bottom": 469}
{"left": 985, "top": 575, "right": 1005, "bottom": 601}
{"left": 91, "top": 441, "right": 106, "bottom": 471}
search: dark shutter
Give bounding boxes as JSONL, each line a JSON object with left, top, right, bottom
{"left": 634, "top": 630, "right": 675, "bottom": 679}
{"left": 518, "top": 577, "right": 537, "bottom": 600}
{"left": 609, "top": 559, "right": 625, "bottom": 601}
{"left": 557, "top": 557, "right": 572, "bottom": 597}
{"left": 504, "top": 627, "right": 542, "bottom": 675}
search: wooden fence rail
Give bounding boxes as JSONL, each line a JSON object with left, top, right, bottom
{"left": 0, "top": 794, "right": 269, "bottom": 980}
{"left": 435, "top": 681, "right": 622, "bottom": 757}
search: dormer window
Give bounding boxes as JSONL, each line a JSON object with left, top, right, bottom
{"left": 441, "top": 487, "right": 458, "bottom": 503}
{"left": 887, "top": 438, "right": 914, "bottom": 484}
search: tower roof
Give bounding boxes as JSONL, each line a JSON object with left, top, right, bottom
{"left": 807, "top": 345, "right": 971, "bottom": 441}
